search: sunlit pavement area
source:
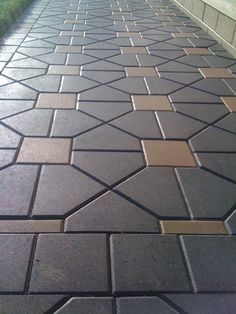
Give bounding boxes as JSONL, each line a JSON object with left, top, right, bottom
{"left": 0, "top": 0, "right": 236, "bottom": 312}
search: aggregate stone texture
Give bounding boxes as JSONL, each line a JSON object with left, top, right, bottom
{"left": 0, "top": 0, "right": 236, "bottom": 306}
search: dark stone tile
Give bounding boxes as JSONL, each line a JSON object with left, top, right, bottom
{"left": 116, "top": 297, "right": 177, "bottom": 314}
{"left": 33, "top": 165, "right": 105, "bottom": 217}
{"left": 56, "top": 297, "right": 113, "bottom": 314}
{"left": 190, "top": 126, "right": 236, "bottom": 152}
{"left": 106, "top": 54, "right": 139, "bottom": 66}
{"left": 176, "top": 168, "right": 236, "bottom": 218}
{"left": 83, "top": 49, "right": 120, "bottom": 59}
{"left": 82, "top": 59, "right": 124, "bottom": 71}
{"left": 67, "top": 53, "right": 98, "bottom": 65}
{"left": 181, "top": 236, "right": 236, "bottom": 291}
{"left": 60, "top": 76, "right": 99, "bottom": 93}
{"left": 30, "top": 234, "right": 109, "bottom": 292}
{"left": 157, "top": 61, "right": 198, "bottom": 72}
{"left": 189, "top": 38, "right": 216, "bottom": 48}
{"left": 223, "top": 79, "right": 236, "bottom": 94}
{"left": 136, "top": 54, "right": 167, "bottom": 67}
{"left": 170, "top": 87, "right": 220, "bottom": 103}
{"left": 145, "top": 78, "right": 183, "bottom": 95}
{"left": 204, "top": 55, "right": 236, "bottom": 68}
{"left": 116, "top": 167, "right": 188, "bottom": 218}
{"left": 66, "top": 191, "right": 159, "bottom": 232}
{"left": 109, "top": 77, "right": 148, "bottom": 94}
{"left": 191, "top": 79, "right": 234, "bottom": 96}
{"left": 216, "top": 113, "right": 236, "bottom": 134}
{"left": 73, "top": 125, "right": 140, "bottom": 151}
{"left": 150, "top": 50, "right": 185, "bottom": 60}
{"left": 0, "top": 124, "right": 21, "bottom": 148}
{"left": 79, "top": 85, "right": 130, "bottom": 102}
{"left": 111, "top": 234, "right": 190, "bottom": 292}
{"left": 176, "top": 55, "right": 209, "bottom": 68}
{"left": 159, "top": 72, "right": 202, "bottom": 85}
{"left": 81, "top": 70, "right": 125, "bottom": 84}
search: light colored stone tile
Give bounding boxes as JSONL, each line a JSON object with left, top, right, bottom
{"left": 216, "top": 13, "right": 235, "bottom": 43}
{"left": 117, "top": 32, "right": 141, "bottom": 38}
{"left": 60, "top": 31, "right": 83, "bottom": 36}
{"left": 121, "top": 47, "right": 147, "bottom": 54}
{"left": 199, "top": 68, "right": 234, "bottom": 78}
{"left": 36, "top": 93, "right": 76, "bottom": 109}
{"left": 142, "top": 140, "right": 196, "bottom": 166}
{"left": 126, "top": 67, "right": 157, "bottom": 77}
{"left": 0, "top": 220, "right": 63, "bottom": 233}
{"left": 192, "top": 0, "right": 205, "bottom": 19}
{"left": 132, "top": 95, "right": 172, "bottom": 111}
{"left": 203, "top": 4, "right": 218, "bottom": 29}
{"left": 221, "top": 97, "right": 236, "bottom": 112}
{"left": 48, "top": 65, "right": 80, "bottom": 75}
{"left": 55, "top": 46, "right": 82, "bottom": 53}
{"left": 17, "top": 138, "right": 71, "bottom": 164}
{"left": 65, "top": 20, "right": 85, "bottom": 24}
{"left": 184, "top": 48, "right": 212, "bottom": 55}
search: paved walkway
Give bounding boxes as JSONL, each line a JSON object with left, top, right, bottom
{"left": 0, "top": 0, "right": 236, "bottom": 312}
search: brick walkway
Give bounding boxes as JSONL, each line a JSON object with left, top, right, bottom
{"left": 0, "top": 0, "right": 236, "bottom": 312}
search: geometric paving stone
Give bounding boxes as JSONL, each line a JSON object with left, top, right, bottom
{"left": 116, "top": 297, "right": 178, "bottom": 314}
{"left": 3, "top": 109, "right": 52, "bottom": 136}
{"left": 17, "top": 138, "right": 71, "bottom": 164}
{"left": 60, "top": 76, "right": 100, "bottom": 93}
{"left": 110, "top": 111, "right": 162, "bottom": 138}
{"left": 225, "top": 210, "right": 236, "bottom": 234}
{"left": 0, "top": 165, "right": 38, "bottom": 216}
{"left": 2, "top": 68, "right": 46, "bottom": 81}
{"left": 184, "top": 47, "right": 212, "bottom": 55}
{"left": 73, "top": 125, "right": 141, "bottom": 151}
{"left": 170, "top": 86, "right": 221, "bottom": 103}
{"left": 172, "top": 32, "right": 195, "bottom": 38}
{"left": 199, "top": 68, "right": 234, "bottom": 78}
{"left": 67, "top": 53, "right": 98, "bottom": 66}
{"left": 221, "top": 96, "right": 236, "bottom": 112}
{"left": 55, "top": 298, "right": 113, "bottom": 314}
{"left": 190, "top": 126, "right": 236, "bottom": 152}
{"left": 106, "top": 54, "right": 139, "bottom": 66}
{"left": 191, "top": 79, "right": 235, "bottom": 96}
{"left": 132, "top": 95, "right": 173, "bottom": 110}
{"left": 65, "top": 191, "right": 159, "bottom": 232}
{"left": 55, "top": 45, "right": 82, "bottom": 53}
{"left": 111, "top": 234, "right": 191, "bottom": 292}
{"left": 157, "top": 61, "right": 198, "bottom": 73}
{"left": 164, "top": 294, "right": 236, "bottom": 314}
{"left": 0, "top": 124, "right": 21, "bottom": 148}
{"left": 32, "top": 166, "right": 106, "bottom": 217}
{"left": 36, "top": 93, "right": 77, "bottom": 109}
{"left": 0, "top": 220, "right": 62, "bottom": 233}
{"left": 48, "top": 65, "right": 80, "bottom": 75}
{"left": 125, "top": 67, "right": 157, "bottom": 77}
{"left": 0, "top": 234, "right": 34, "bottom": 292}
{"left": 136, "top": 54, "right": 167, "bottom": 67}
{"left": 79, "top": 85, "right": 130, "bottom": 102}
{"left": 142, "top": 140, "right": 196, "bottom": 166}
{"left": 0, "top": 82, "right": 37, "bottom": 100}
{"left": 176, "top": 168, "right": 236, "bottom": 218}
{"left": 176, "top": 55, "right": 210, "bottom": 68}
{"left": 0, "top": 100, "right": 34, "bottom": 119}
{"left": 223, "top": 79, "right": 236, "bottom": 94}
{"left": 82, "top": 60, "right": 124, "bottom": 71}
{"left": 197, "top": 153, "right": 236, "bottom": 182}
{"left": 0, "top": 149, "right": 15, "bottom": 168}
{"left": 73, "top": 151, "right": 144, "bottom": 185}
{"left": 81, "top": 70, "right": 125, "bottom": 84}
{"left": 0, "top": 295, "right": 64, "bottom": 314}
{"left": 23, "top": 75, "right": 61, "bottom": 92}
{"left": 204, "top": 56, "right": 236, "bottom": 68}
{"left": 181, "top": 236, "right": 236, "bottom": 292}
{"left": 121, "top": 47, "right": 147, "bottom": 54}
{"left": 29, "top": 234, "right": 109, "bottom": 292}
{"left": 6, "top": 58, "right": 48, "bottom": 69}
{"left": 156, "top": 112, "right": 206, "bottom": 139}
{"left": 78, "top": 101, "right": 132, "bottom": 121}
{"left": 159, "top": 72, "right": 202, "bottom": 85}
{"left": 51, "top": 110, "right": 101, "bottom": 137}
{"left": 173, "top": 103, "right": 228, "bottom": 123}
{"left": 216, "top": 113, "right": 236, "bottom": 134}
{"left": 116, "top": 167, "right": 188, "bottom": 218}
{"left": 108, "top": 77, "right": 148, "bottom": 94}
{"left": 145, "top": 78, "right": 183, "bottom": 95}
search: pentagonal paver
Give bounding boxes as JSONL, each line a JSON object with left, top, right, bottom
{"left": 60, "top": 76, "right": 99, "bottom": 93}
{"left": 0, "top": 82, "right": 37, "bottom": 99}
{"left": 145, "top": 78, "right": 183, "bottom": 95}
{"left": 0, "top": 150, "right": 15, "bottom": 168}
{"left": 79, "top": 85, "right": 130, "bottom": 101}
{"left": 216, "top": 113, "right": 236, "bottom": 134}
{"left": 0, "top": 100, "right": 34, "bottom": 119}
{"left": 0, "top": 124, "right": 21, "bottom": 148}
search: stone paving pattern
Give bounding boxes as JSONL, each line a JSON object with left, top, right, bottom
{"left": 0, "top": 0, "right": 236, "bottom": 312}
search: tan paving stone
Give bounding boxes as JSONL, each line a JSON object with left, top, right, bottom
{"left": 184, "top": 48, "right": 213, "bottom": 55}
{"left": 48, "top": 65, "right": 80, "bottom": 75}
{"left": 55, "top": 46, "right": 82, "bottom": 53}
{"left": 221, "top": 97, "right": 236, "bottom": 112}
{"left": 36, "top": 93, "right": 76, "bottom": 109}
{"left": 126, "top": 67, "right": 157, "bottom": 77}
{"left": 132, "top": 95, "right": 172, "bottom": 110}
{"left": 117, "top": 32, "right": 141, "bottom": 38}
{"left": 121, "top": 47, "right": 147, "bottom": 54}
{"left": 172, "top": 32, "right": 195, "bottom": 38}
{"left": 199, "top": 68, "right": 234, "bottom": 78}
{"left": 0, "top": 220, "right": 63, "bottom": 233}
{"left": 60, "top": 31, "right": 83, "bottom": 36}
{"left": 157, "top": 12, "right": 175, "bottom": 16}
{"left": 17, "top": 138, "right": 71, "bottom": 164}
{"left": 65, "top": 20, "right": 85, "bottom": 24}
{"left": 161, "top": 220, "right": 228, "bottom": 234}
{"left": 142, "top": 140, "right": 196, "bottom": 166}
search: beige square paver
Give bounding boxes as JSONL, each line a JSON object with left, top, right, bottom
{"left": 142, "top": 140, "right": 196, "bottom": 166}
{"left": 172, "top": 32, "right": 195, "bottom": 38}
{"left": 55, "top": 46, "right": 82, "bottom": 53}
{"left": 161, "top": 221, "right": 227, "bottom": 234}
{"left": 121, "top": 47, "right": 147, "bottom": 54}
{"left": 199, "top": 68, "right": 234, "bottom": 78}
{"left": 48, "top": 65, "right": 80, "bottom": 75}
{"left": 17, "top": 138, "right": 71, "bottom": 164}
{"left": 36, "top": 93, "right": 76, "bottom": 109}
{"left": 184, "top": 48, "right": 212, "bottom": 55}
{"left": 221, "top": 97, "right": 236, "bottom": 112}
{"left": 0, "top": 220, "right": 63, "bottom": 233}
{"left": 132, "top": 95, "right": 172, "bottom": 110}
{"left": 126, "top": 67, "right": 157, "bottom": 77}
{"left": 60, "top": 31, "right": 83, "bottom": 36}
{"left": 117, "top": 32, "right": 141, "bottom": 38}
{"left": 65, "top": 20, "right": 85, "bottom": 24}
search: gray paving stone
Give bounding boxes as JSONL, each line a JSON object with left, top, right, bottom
{"left": 82, "top": 59, "right": 124, "bottom": 71}
{"left": 81, "top": 70, "right": 125, "bottom": 84}
{"left": 0, "top": 124, "right": 21, "bottom": 148}
{"left": 136, "top": 54, "right": 167, "bottom": 66}
{"left": 84, "top": 49, "right": 120, "bottom": 59}
{"left": 197, "top": 153, "right": 236, "bottom": 182}
{"left": 3, "top": 109, "right": 52, "bottom": 136}
{"left": 216, "top": 113, "right": 236, "bottom": 134}
{"left": 67, "top": 53, "right": 98, "bottom": 65}
{"left": 60, "top": 76, "right": 99, "bottom": 93}
{"left": 190, "top": 126, "right": 236, "bottom": 152}
{"left": 51, "top": 110, "right": 101, "bottom": 137}
{"left": 170, "top": 86, "right": 221, "bottom": 103}
{"left": 164, "top": 294, "right": 236, "bottom": 314}
{"left": 116, "top": 167, "right": 188, "bottom": 218}
{"left": 225, "top": 210, "right": 236, "bottom": 234}
{"left": 0, "top": 234, "right": 34, "bottom": 292}
{"left": 177, "top": 55, "right": 210, "bottom": 68}
{"left": 150, "top": 50, "right": 186, "bottom": 60}
{"left": 66, "top": 191, "right": 159, "bottom": 232}
{"left": 30, "top": 234, "right": 109, "bottom": 292}
{"left": 55, "top": 297, "right": 113, "bottom": 314}
{"left": 106, "top": 55, "right": 139, "bottom": 66}
{"left": 181, "top": 236, "right": 236, "bottom": 292}
{"left": 23, "top": 75, "right": 61, "bottom": 92}
{"left": 111, "top": 111, "right": 161, "bottom": 138}
{"left": 2, "top": 68, "right": 46, "bottom": 81}
{"left": 204, "top": 55, "right": 236, "bottom": 68}
{"left": 192, "top": 79, "right": 235, "bottom": 96}
{"left": 78, "top": 101, "right": 132, "bottom": 121}
{"left": 116, "top": 297, "right": 178, "bottom": 314}
{"left": 0, "top": 150, "right": 15, "bottom": 168}
{"left": 223, "top": 79, "right": 236, "bottom": 94}
{"left": 109, "top": 77, "right": 148, "bottom": 94}
{"left": 111, "top": 234, "right": 190, "bottom": 292}
{"left": 157, "top": 61, "right": 198, "bottom": 72}
{"left": 156, "top": 112, "right": 206, "bottom": 139}
{"left": 73, "top": 125, "right": 140, "bottom": 151}
{"left": 189, "top": 38, "right": 216, "bottom": 48}
{"left": 176, "top": 168, "right": 236, "bottom": 218}
{"left": 7, "top": 57, "right": 48, "bottom": 68}
{"left": 73, "top": 151, "right": 144, "bottom": 185}
{"left": 0, "top": 82, "right": 37, "bottom": 99}
{"left": 146, "top": 78, "right": 183, "bottom": 95}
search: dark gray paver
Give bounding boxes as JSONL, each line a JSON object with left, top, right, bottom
{"left": 30, "top": 234, "right": 109, "bottom": 292}
{"left": 216, "top": 113, "right": 236, "bottom": 134}
{"left": 109, "top": 77, "right": 148, "bottom": 94}
{"left": 79, "top": 85, "right": 130, "bottom": 101}
{"left": 159, "top": 72, "right": 202, "bottom": 85}
{"left": 192, "top": 79, "right": 235, "bottom": 96}
{"left": 0, "top": 234, "right": 34, "bottom": 292}
{"left": 60, "top": 76, "right": 99, "bottom": 93}
{"left": 146, "top": 77, "right": 183, "bottom": 95}
{"left": 181, "top": 236, "right": 236, "bottom": 292}
{"left": 81, "top": 70, "right": 125, "bottom": 84}
{"left": 170, "top": 86, "right": 220, "bottom": 103}
{"left": 66, "top": 191, "right": 159, "bottom": 232}
{"left": 111, "top": 234, "right": 191, "bottom": 292}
